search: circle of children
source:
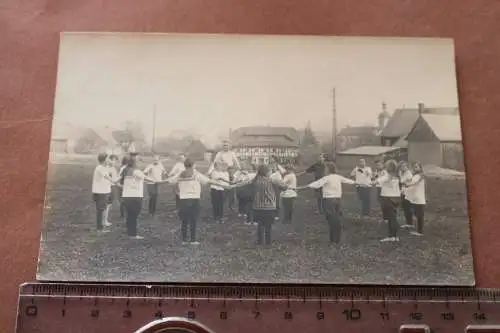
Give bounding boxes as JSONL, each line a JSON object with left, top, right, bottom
{"left": 91, "top": 140, "right": 426, "bottom": 246}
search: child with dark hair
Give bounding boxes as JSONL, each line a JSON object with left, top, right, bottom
{"left": 103, "top": 154, "right": 119, "bottom": 226}
{"left": 405, "top": 161, "right": 426, "bottom": 236}
{"left": 299, "top": 154, "right": 327, "bottom": 214}
{"left": 280, "top": 164, "right": 297, "bottom": 224}
{"left": 297, "top": 161, "right": 356, "bottom": 243}
{"left": 233, "top": 164, "right": 289, "bottom": 245}
{"left": 233, "top": 168, "right": 247, "bottom": 218}
{"left": 144, "top": 155, "right": 166, "bottom": 216}
{"left": 233, "top": 163, "right": 257, "bottom": 225}
{"left": 164, "top": 158, "right": 230, "bottom": 244}
{"left": 372, "top": 159, "right": 387, "bottom": 222}
{"left": 226, "top": 166, "right": 237, "bottom": 213}
{"left": 118, "top": 155, "right": 129, "bottom": 218}
{"left": 209, "top": 162, "right": 230, "bottom": 223}
{"left": 92, "top": 153, "right": 115, "bottom": 233}
{"left": 350, "top": 158, "right": 373, "bottom": 217}
{"left": 374, "top": 159, "right": 401, "bottom": 242}
{"left": 167, "top": 153, "right": 186, "bottom": 213}
{"left": 120, "top": 157, "right": 155, "bottom": 239}
{"left": 269, "top": 159, "right": 285, "bottom": 221}
{"left": 398, "top": 161, "right": 414, "bottom": 229}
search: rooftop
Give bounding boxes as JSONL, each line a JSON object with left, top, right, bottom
{"left": 381, "top": 107, "right": 459, "bottom": 138}
{"left": 410, "top": 114, "right": 462, "bottom": 141}
{"left": 338, "top": 126, "right": 378, "bottom": 137}
{"left": 231, "top": 126, "right": 300, "bottom": 147}
{"left": 338, "top": 145, "right": 401, "bottom": 156}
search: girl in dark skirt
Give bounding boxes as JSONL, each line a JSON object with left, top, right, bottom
{"left": 300, "top": 154, "right": 326, "bottom": 214}
{"left": 120, "top": 157, "right": 156, "bottom": 239}
{"left": 91, "top": 153, "right": 116, "bottom": 233}
{"left": 226, "top": 166, "right": 237, "bottom": 213}
{"left": 297, "top": 162, "right": 356, "bottom": 244}
{"left": 103, "top": 154, "right": 119, "bottom": 226}
{"left": 209, "top": 162, "right": 229, "bottom": 223}
{"left": 234, "top": 167, "right": 252, "bottom": 217}
{"left": 167, "top": 153, "right": 186, "bottom": 214}
{"left": 269, "top": 156, "right": 286, "bottom": 221}
{"left": 118, "top": 156, "right": 129, "bottom": 218}
{"left": 280, "top": 164, "right": 297, "bottom": 224}
{"left": 234, "top": 163, "right": 257, "bottom": 225}
{"left": 398, "top": 161, "right": 414, "bottom": 229}
{"left": 163, "top": 159, "right": 231, "bottom": 244}
{"left": 405, "top": 161, "right": 426, "bottom": 236}
{"left": 372, "top": 159, "right": 387, "bottom": 221}
{"left": 250, "top": 165, "right": 289, "bottom": 245}
{"left": 374, "top": 159, "right": 401, "bottom": 242}
{"left": 143, "top": 155, "right": 166, "bottom": 216}
{"left": 232, "top": 164, "right": 289, "bottom": 245}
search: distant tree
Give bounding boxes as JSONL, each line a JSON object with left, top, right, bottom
{"left": 181, "top": 135, "right": 196, "bottom": 147}
{"left": 301, "top": 121, "right": 318, "bottom": 147}
{"left": 186, "top": 139, "right": 207, "bottom": 161}
{"left": 123, "top": 121, "right": 147, "bottom": 144}
{"left": 73, "top": 129, "right": 106, "bottom": 154}
{"left": 150, "top": 134, "right": 204, "bottom": 156}
{"left": 297, "top": 121, "right": 321, "bottom": 166}
{"left": 297, "top": 145, "right": 322, "bottom": 167}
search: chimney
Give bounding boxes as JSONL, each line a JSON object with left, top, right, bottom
{"left": 418, "top": 102, "right": 425, "bottom": 114}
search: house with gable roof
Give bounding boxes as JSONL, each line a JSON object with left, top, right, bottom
{"left": 337, "top": 126, "right": 380, "bottom": 151}
{"left": 50, "top": 122, "right": 86, "bottom": 154}
{"left": 405, "top": 113, "right": 464, "bottom": 170}
{"left": 380, "top": 103, "right": 459, "bottom": 148}
{"left": 73, "top": 127, "right": 136, "bottom": 154}
{"left": 230, "top": 126, "right": 300, "bottom": 165}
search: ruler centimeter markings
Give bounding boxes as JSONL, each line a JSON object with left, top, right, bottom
{"left": 15, "top": 283, "right": 500, "bottom": 333}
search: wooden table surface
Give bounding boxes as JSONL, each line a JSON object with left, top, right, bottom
{"left": 1, "top": 0, "right": 500, "bottom": 332}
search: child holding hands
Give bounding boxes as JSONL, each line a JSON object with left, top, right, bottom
{"left": 296, "top": 162, "right": 356, "bottom": 244}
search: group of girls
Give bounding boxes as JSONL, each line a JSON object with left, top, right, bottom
{"left": 204, "top": 158, "right": 297, "bottom": 226}
{"left": 91, "top": 152, "right": 184, "bottom": 239}
{"left": 349, "top": 157, "right": 427, "bottom": 241}
{"left": 370, "top": 159, "right": 427, "bottom": 242}
{"left": 91, "top": 150, "right": 426, "bottom": 246}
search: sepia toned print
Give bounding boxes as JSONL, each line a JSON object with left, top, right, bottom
{"left": 38, "top": 32, "right": 474, "bottom": 284}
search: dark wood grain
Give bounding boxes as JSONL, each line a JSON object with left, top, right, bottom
{"left": 1, "top": 0, "right": 500, "bottom": 332}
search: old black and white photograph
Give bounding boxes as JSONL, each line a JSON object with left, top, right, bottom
{"left": 37, "top": 33, "right": 474, "bottom": 284}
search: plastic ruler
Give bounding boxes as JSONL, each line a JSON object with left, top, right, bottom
{"left": 15, "top": 283, "right": 500, "bottom": 333}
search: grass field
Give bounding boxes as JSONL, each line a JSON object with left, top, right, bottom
{"left": 37, "top": 162, "right": 474, "bottom": 284}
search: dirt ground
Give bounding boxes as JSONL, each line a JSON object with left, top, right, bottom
{"left": 37, "top": 162, "right": 474, "bottom": 285}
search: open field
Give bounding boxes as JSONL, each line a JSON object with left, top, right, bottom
{"left": 37, "top": 162, "right": 474, "bottom": 284}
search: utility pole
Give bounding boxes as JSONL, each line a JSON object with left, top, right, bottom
{"left": 331, "top": 87, "right": 338, "bottom": 161}
{"left": 152, "top": 105, "right": 157, "bottom": 153}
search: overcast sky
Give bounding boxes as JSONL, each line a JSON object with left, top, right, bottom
{"left": 52, "top": 33, "right": 459, "bottom": 146}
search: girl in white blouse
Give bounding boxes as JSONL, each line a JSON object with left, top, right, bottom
{"left": 297, "top": 162, "right": 356, "bottom": 244}
{"left": 117, "top": 156, "right": 129, "bottom": 219}
{"left": 163, "top": 159, "right": 230, "bottom": 244}
{"left": 233, "top": 163, "right": 258, "bottom": 225}
{"left": 120, "top": 157, "right": 156, "bottom": 239}
{"left": 143, "top": 155, "right": 166, "bottom": 216}
{"left": 269, "top": 160, "right": 285, "bottom": 221}
{"left": 167, "top": 153, "right": 186, "bottom": 212}
{"left": 209, "top": 162, "right": 230, "bottom": 223}
{"left": 280, "top": 164, "right": 298, "bottom": 224}
{"left": 404, "top": 161, "right": 426, "bottom": 236}
{"left": 372, "top": 159, "right": 387, "bottom": 221}
{"left": 350, "top": 158, "right": 373, "bottom": 216}
{"left": 398, "top": 161, "right": 414, "bottom": 229}
{"left": 374, "top": 159, "right": 401, "bottom": 242}
{"left": 92, "top": 153, "right": 116, "bottom": 233}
